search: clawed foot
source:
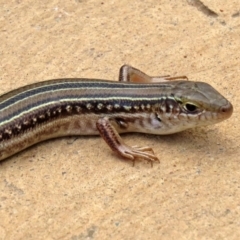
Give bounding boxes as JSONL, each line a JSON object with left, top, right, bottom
{"left": 96, "top": 117, "right": 160, "bottom": 166}
{"left": 116, "top": 144, "right": 160, "bottom": 166}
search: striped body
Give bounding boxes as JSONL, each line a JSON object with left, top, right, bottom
{"left": 0, "top": 66, "right": 233, "bottom": 163}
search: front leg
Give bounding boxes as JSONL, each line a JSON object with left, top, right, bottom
{"left": 96, "top": 118, "right": 159, "bottom": 165}
{"left": 119, "top": 64, "right": 188, "bottom": 83}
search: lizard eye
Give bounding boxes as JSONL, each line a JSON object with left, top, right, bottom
{"left": 184, "top": 103, "right": 198, "bottom": 113}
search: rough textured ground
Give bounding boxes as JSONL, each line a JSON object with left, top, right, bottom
{"left": 0, "top": 0, "right": 239, "bottom": 239}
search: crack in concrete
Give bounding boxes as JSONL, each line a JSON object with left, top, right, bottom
{"left": 187, "top": 0, "right": 218, "bottom": 18}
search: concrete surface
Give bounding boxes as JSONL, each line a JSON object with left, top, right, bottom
{"left": 0, "top": 0, "right": 240, "bottom": 239}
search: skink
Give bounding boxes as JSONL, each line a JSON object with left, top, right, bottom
{"left": 0, "top": 65, "right": 233, "bottom": 163}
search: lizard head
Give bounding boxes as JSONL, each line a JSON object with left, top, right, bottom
{"left": 152, "top": 81, "right": 233, "bottom": 134}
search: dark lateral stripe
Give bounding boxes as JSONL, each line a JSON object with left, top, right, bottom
{"left": 0, "top": 79, "right": 173, "bottom": 109}
{"left": 0, "top": 96, "right": 173, "bottom": 124}
{"left": 0, "top": 91, "right": 170, "bottom": 112}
